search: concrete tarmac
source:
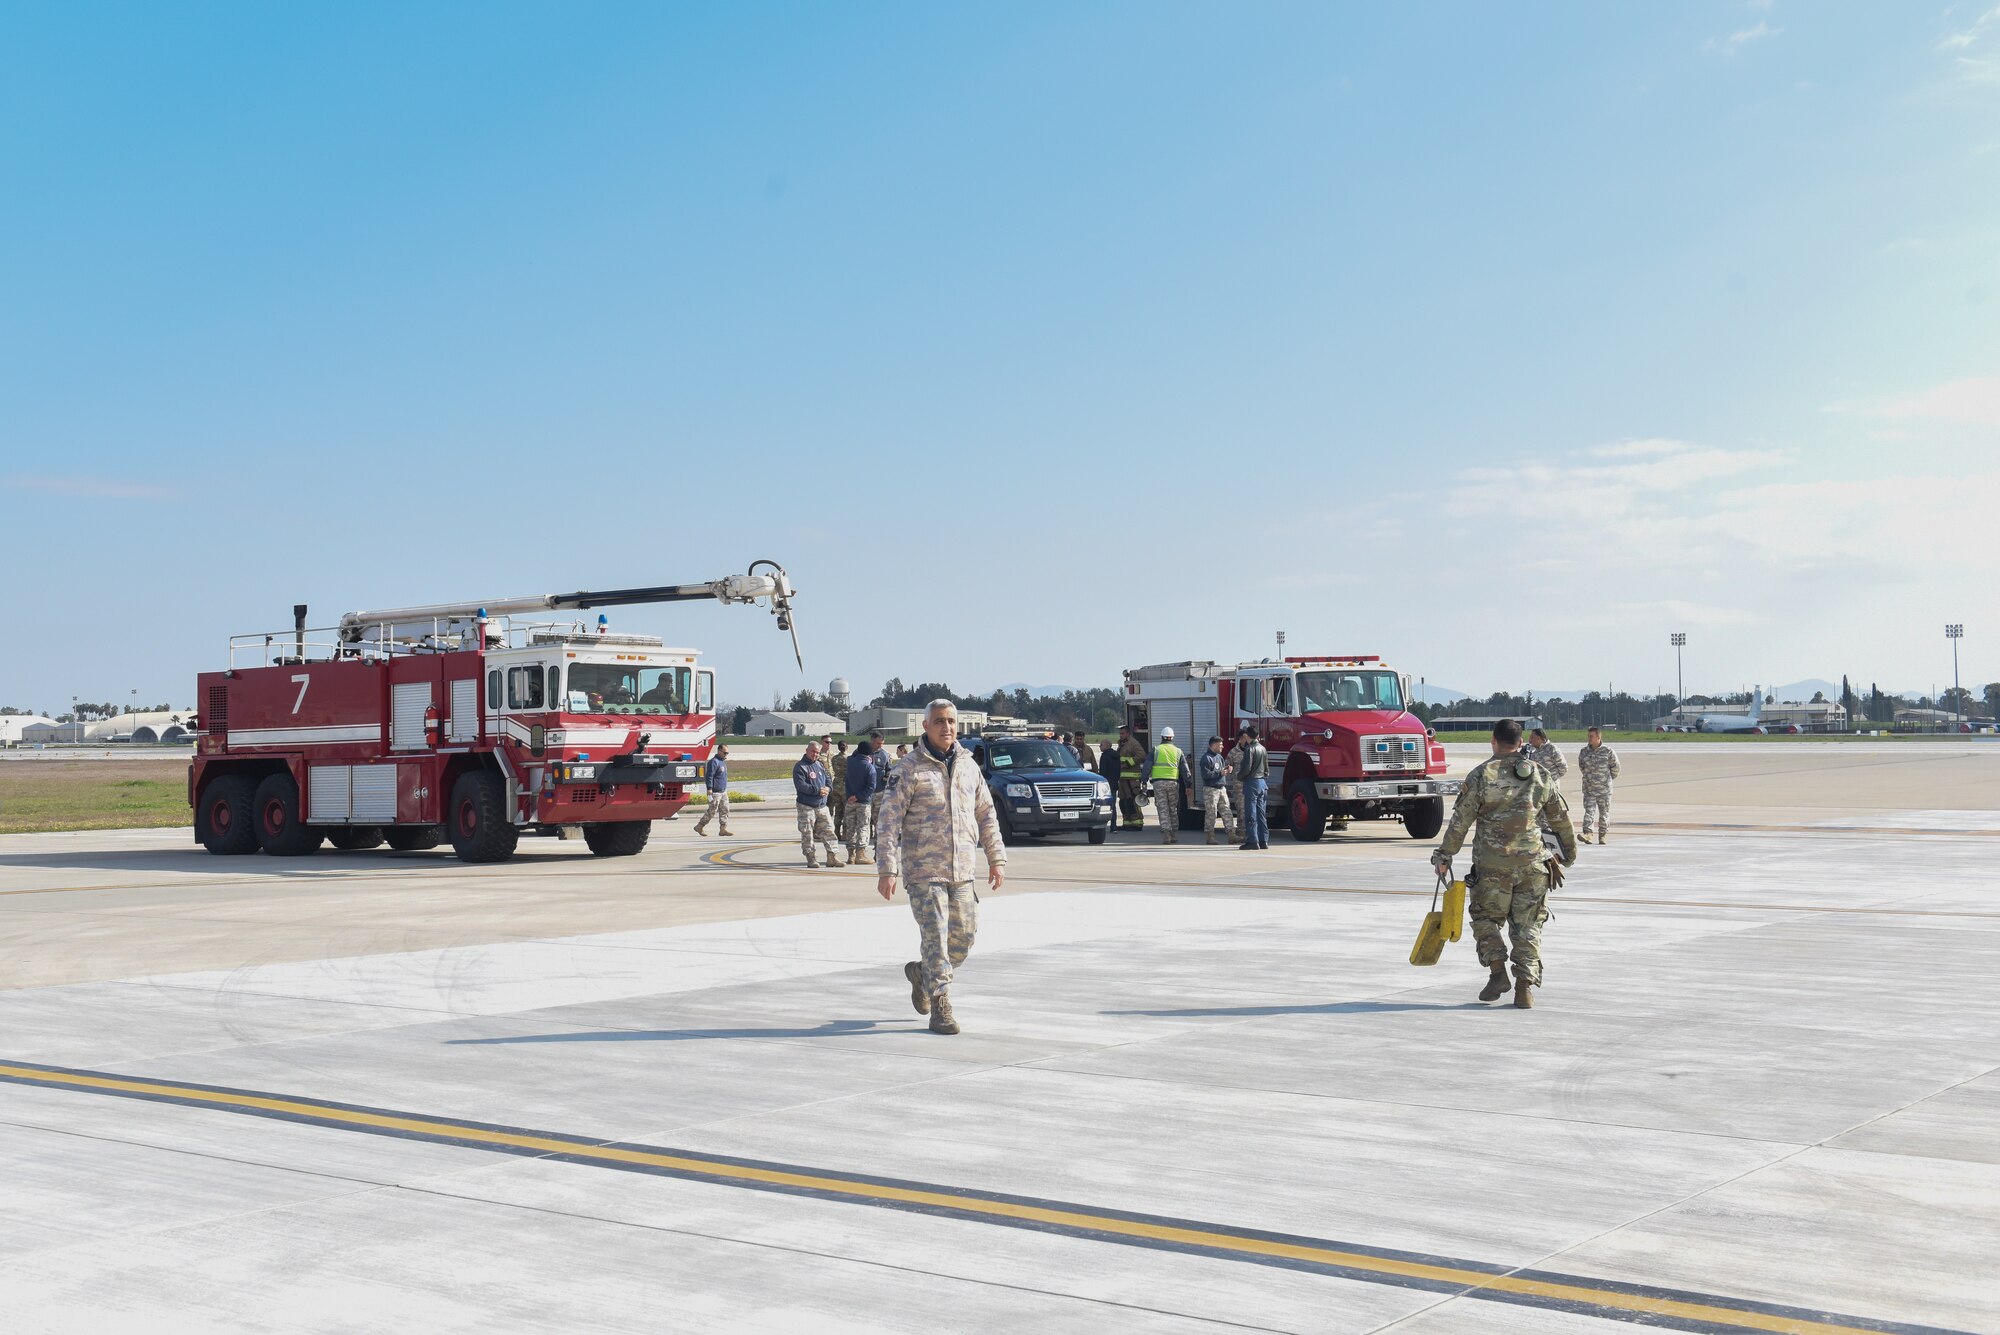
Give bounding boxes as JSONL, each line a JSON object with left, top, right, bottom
{"left": 1, "top": 742, "right": 1996, "bottom": 1332}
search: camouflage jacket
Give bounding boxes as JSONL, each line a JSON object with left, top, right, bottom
{"left": 829, "top": 752, "right": 848, "bottom": 801}
{"left": 1438, "top": 750, "right": 1577, "bottom": 867}
{"left": 1577, "top": 743, "right": 1620, "bottom": 787}
{"left": 1525, "top": 741, "right": 1567, "bottom": 780}
{"left": 876, "top": 739, "right": 1006, "bottom": 885}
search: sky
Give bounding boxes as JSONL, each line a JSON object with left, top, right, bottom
{"left": 2, "top": 1, "right": 1995, "bottom": 715}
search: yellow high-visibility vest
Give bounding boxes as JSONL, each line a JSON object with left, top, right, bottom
{"left": 1150, "top": 743, "right": 1182, "bottom": 780}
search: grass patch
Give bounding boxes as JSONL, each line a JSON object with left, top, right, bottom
{"left": 0, "top": 759, "right": 191, "bottom": 834}
{"left": 685, "top": 791, "right": 765, "bottom": 805}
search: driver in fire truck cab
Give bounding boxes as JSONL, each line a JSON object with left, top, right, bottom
{"left": 569, "top": 663, "right": 689, "bottom": 715}
{"left": 1298, "top": 668, "right": 1402, "bottom": 714}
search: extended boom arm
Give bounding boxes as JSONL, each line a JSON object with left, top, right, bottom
{"left": 338, "top": 559, "right": 804, "bottom": 669}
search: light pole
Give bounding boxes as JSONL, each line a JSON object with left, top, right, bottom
{"left": 1276, "top": 630, "right": 1286, "bottom": 659}
{"left": 1670, "top": 633, "right": 1686, "bottom": 719}
{"left": 1947, "top": 625, "right": 1963, "bottom": 731}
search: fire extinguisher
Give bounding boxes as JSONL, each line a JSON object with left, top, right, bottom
{"left": 424, "top": 703, "right": 442, "bottom": 747}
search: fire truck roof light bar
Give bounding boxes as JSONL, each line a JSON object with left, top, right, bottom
{"left": 1286, "top": 656, "right": 1379, "bottom": 664}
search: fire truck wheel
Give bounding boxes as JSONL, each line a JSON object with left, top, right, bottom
{"left": 1403, "top": 797, "right": 1445, "bottom": 840}
{"left": 385, "top": 826, "right": 444, "bottom": 852}
{"left": 448, "top": 771, "right": 519, "bottom": 863}
{"left": 252, "top": 773, "right": 324, "bottom": 856}
{"left": 581, "top": 821, "right": 651, "bottom": 857}
{"left": 327, "top": 826, "right": 386, "bottom": 851}
{"left": 196, "top": 774, "right": 260, "bottom": 856}
{"left": 1287, "top": 781, "right": 1328, "bottom": 843}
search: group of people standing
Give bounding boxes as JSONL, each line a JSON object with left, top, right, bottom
{"left": 788, "top": 733, "right": 895, "bottom": 869}
{"left": 1082, "top": 724, "right": 1273, "bottom": 849}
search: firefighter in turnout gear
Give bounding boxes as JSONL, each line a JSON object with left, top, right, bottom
{"left": 1431, "top": 719, "right": 1577, "bottom": 1009}
{"left": 1116, "top": 725, "right": 1148, "bottom": 830}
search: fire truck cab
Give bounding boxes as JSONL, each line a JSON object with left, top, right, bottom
{"left": 189, "top": 565, "right": 798, "bottom": 865}
{"left": 1122, "top": 656, "right": 1461, "bottom": 841}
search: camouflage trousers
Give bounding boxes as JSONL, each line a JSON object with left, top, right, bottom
{"left": 908, "top": 880, "right": 978, "bottom": 997}
{"left": 844, "top": 798, "right": 872, "bottom": 857}
{"left": 1154, "top": 782, "right": 1181, "bottom": 842}
{"left": 1469, "top": 860, "right": 1551, "bottom": 986}
{"left": 795, "top": 804, "right": 838, "bottom": 863}
{"left": 1580, "top": 785, "right": 1611, "bottom": 836}
{"left": 1225, "top": 780, "right": 1244, "bottom": 839}
{"left": 869, "top": 793, "right": 883, "bottom": 844}
{"left": 1203, "top": 787, "right": 1232, "bottom": 840}
{"left": 694, "top": 792, "right": 730, "bottom": 835}
{"left": 831, "top": 789, "right": 848, "bottom": 840}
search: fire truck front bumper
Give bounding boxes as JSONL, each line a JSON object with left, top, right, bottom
{"left": 1317, "top": 777, "right": 1463, "bottom": 802}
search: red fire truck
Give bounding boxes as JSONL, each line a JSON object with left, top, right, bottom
{"left": 189, "top": 563, "right": 801, "bottom": 864}
{"left": 1121, "top": 657, "right": 1461, "bottom": 841}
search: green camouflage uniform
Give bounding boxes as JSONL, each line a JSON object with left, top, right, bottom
{"left": 1225, "top": 741, "right": 1248, "bottom": 841}
{"left": 1436, "top": 749, "right": 1577, "bottom": 985}
{"left": 1525, "top": 740, "right": 1567, "bottom": 835}
{"left": 877, "top": 740, "right": 1006, "bottom": 998}
{"left": 829, "top": 747, "right": 848, "bottom": 841}
{"left": 1576, "top": 741, "right": 1619, "bottom": 839}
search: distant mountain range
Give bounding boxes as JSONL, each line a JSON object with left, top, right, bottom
{"left": 992, "top": 682, "right": 1091, "bottom": 697}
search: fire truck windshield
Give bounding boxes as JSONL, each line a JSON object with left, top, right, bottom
{"left": 567, "top": 663, "right": 692, "bottom": 715}
{"left": 1297, "top": 670, "right": 1402, "bottom": 713}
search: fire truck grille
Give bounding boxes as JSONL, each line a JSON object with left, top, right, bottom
{"left": 206, "top": 685, "right": 228, "bottom": 734}
{"left": 1035, "top": 782, "right": 1098, "bottom": 808}
{"left": 1361, "top": 735, "right": 1426, "bottom": 773}
{"left": 572, "top": 786, "right": 599, "bottom": 803}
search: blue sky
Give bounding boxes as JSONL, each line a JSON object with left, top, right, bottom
{"left": 2, "top": 1, "right": 1994, "bottom": 714}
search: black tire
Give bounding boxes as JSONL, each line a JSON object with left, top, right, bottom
{"left": 582, "top": 821, "right": 651, "bottom": 857}
{"left": 253, "top": 772, "right": 323, "bottom": 856}
{"left": 997, "top": 805, "right": 1017, "bottom": 846}
{"left": 1287, "top": 781, "right": 1327, "bottom": 843}
{"left": 1178, "top": 784, "right": 1200, "bottom": 831}
{"left": 385, "top": 825, "right": 444, "bottom": 852}
{"left": 448, "top": 770, "right": 518, "bottom": 864}
{"left": 1404, "top": 797, "right": 1445, "bottom": 840}
{"left": 1086, "top": 825, "right": 1108, "bottom": 845}
{"left": 327, "top": 826, "right": 385, "bottom": 851}
{"left": 196, "top": 774, "right": 260, "bottom": 855}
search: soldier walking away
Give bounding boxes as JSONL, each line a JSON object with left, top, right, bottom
{"left": 844, "top": 736, "right": 879, "bottom": 865}
{"left": 1576, "top": 726, "right": 1620, "bottom": 843}
{"left": 1238, "top": 727, "right": 1271, "bottom": 849}
{"left": 875, "top": 700, "right": 1006, "bottom": 1035}
{"left": 792, "top": 741, "right": 845, "bottom": 868}
{"left": 829, "top": 740, "right": 850, "bottom": 843}
{"left": 1149, "top": 726, "right": 1190, "bottom": 842}
{"left": 868, "top": 730, "right": 890, "bottom": 847}
{"left": 1432, "top": 719, "right": 1578, "bottom": 1009}
{"left": 1225, "top": 728, "right": 1251, "bottom": 843}
{"left": 1199, "top": 735, "right": 1234, "bottom": 844}
{"left": 694, "top": 743, "right": 731, "bottom": 836}
{"left": 1115, "top": 724, "right": 1148, "bottom": 830}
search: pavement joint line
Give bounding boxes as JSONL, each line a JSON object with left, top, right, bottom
{"left": 0, "top": 1058, "right": 1962, "bottom": 1335}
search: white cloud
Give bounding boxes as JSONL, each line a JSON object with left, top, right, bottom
{"left": 1, "top": 474, "right": 179, "bottom": 500}
{"left": 1706, "top": 21, "right": 1782, "bottom": 55}
{"left": 1940, "top": 5, "right": 2000, "bottom": 51}
{"left": 1835, "top": 373, "right": 2000, "bottom": 427}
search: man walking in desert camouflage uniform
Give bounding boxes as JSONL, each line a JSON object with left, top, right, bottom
{"left": 1576, "top": 725, "right": 1620, "bottom": 844}
{"left": 1433, "top": 719, "right": 1577, "bottom": 1009}
{"left": 875, "top": 700, "right": 1006, "bottom": 1035}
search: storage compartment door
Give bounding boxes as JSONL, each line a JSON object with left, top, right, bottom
{"left": 447, "top": 678, "right": 478, "bottom": 743}
{"left": 351, "top": 765, "right": 398, "bottom": 822}
{"left": 391, "top": 682, "right": 432, "bottom": 751}
{"left": 309, "top": 766, "right": 353, "bottom": 822}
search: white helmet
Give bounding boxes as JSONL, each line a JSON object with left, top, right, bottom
{"left": 1159, "top": 726, "right": 1175, "bottom": 739}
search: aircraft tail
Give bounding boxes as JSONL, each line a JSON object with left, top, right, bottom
{"left": 1747, "top": 688, "right": 1762, "bottom": 722}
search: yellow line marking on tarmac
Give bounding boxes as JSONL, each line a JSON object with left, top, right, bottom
{"left": 0, "top": 1060, "right": 1924, "bottom": 1335}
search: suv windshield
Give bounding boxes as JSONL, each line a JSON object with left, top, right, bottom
{"left": 985, "top": 740, "right": 1078, "bottom": 771}
{"left": 1298, "top": 670, "right": 1402, "bottom": 713}
{"left": 568, "top": 663, "right": 691, "bottom": 715}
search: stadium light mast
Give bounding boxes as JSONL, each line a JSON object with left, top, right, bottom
{"left": 1670, "top": 632, "right": 1686, "bottom": 723}
{"left": 1947, "top": 624, "right": 1963, "bottom": 729}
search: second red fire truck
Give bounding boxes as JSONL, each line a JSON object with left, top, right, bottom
{"left": 1122, "top": 656, "right": 1460, "bottom": 841}
{"left": 189, "top": 563, "right": 800, "bottom": 864}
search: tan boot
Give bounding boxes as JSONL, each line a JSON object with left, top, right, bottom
{"left": 826, "top": 850, "right": 846, "bottom": 868}
{"left": 855, "top": 851, "right": 874, "bottom": 866}
{"left": 929, "top": 989, "right": 959, "bottom": 1035}
{"left": 1479, "top": 966, "right": 1510, "bottom": 1002}
{"left": 903, "top": 961, "right": 929, "bottom": 1015}
{"left": 1514, "top": 974, "right": 1535, "bottom": 1009}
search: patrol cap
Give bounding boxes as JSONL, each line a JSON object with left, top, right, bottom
{"left": 1160, "top": 726, "right": 1175, "bottom": 739}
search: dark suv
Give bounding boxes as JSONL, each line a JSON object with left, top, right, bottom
{"left": 963, "top": 736, "right": 1113, "bottom": 844}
